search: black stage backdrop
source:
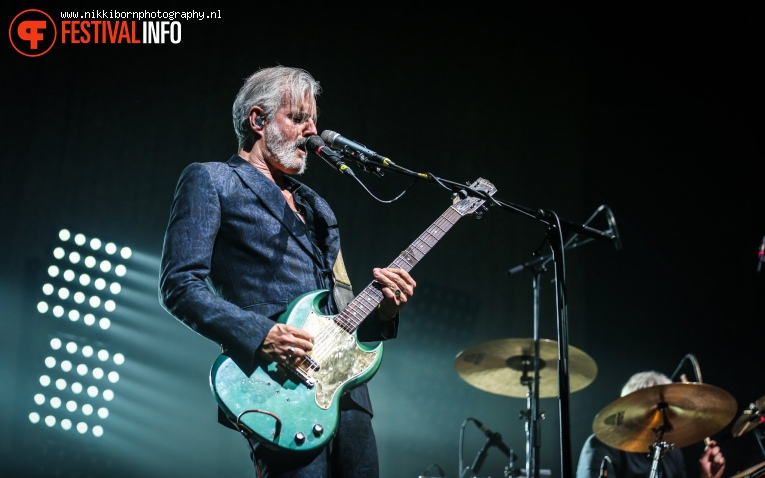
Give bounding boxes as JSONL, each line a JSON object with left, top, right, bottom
{"left": 2, "top": 4, "right": 763, "bottom": 478}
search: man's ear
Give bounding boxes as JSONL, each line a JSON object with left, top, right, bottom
{"left": 249, "top": 107, "right": 264, "bottom": 129}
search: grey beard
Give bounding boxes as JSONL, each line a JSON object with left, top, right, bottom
{"left": 265, "top": 123, "right": 307, "bottom": 175}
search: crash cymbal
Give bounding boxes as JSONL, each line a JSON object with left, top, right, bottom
{"left": 592, "top": 382, "right": 737, "bottom": 452}
{"left": 732, "top": 394, "right": 765, "bottom": 437}
{"left": 453, "top": 338, "right": 597, "bottom": 398}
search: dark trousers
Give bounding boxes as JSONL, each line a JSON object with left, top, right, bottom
{"left": 250, "top": 407, "right": 379, "bottom": 478}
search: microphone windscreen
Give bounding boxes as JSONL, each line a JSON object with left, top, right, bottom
{"left": 320, "top": 130, "right": 339, "bottom": 147}
{"left": 306, "top": 135, "right": 325, "bottom": 151}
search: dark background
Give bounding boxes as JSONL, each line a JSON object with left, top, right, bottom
{"left": 2, "top": 4, "right": 763, "bottom": 478}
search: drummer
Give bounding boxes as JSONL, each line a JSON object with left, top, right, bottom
{"left": 575, "top": 371, "right": 726, "bottom": 478}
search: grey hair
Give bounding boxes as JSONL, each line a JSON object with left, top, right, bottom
{"left": 232, "top": 65, "right": 322, "bottom": 150}
{"left": 620, "top": 371, "right": 671, "bottom": 397}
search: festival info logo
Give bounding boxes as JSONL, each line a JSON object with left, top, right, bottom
{"left": 10, "top": 9, "right": 56, "bottom": 57}
{"left": 10, "top": 9, "right": 192, "bottom": 57}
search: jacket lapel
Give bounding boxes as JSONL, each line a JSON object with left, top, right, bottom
{"left": 227, "top": 155, "right": 321, "bottom": 264}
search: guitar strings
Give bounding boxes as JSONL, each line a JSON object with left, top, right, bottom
{"left": 305, "top": 211, "right": 457, "bottom": 369}
{"left": 309, "top": 291, "right": 380, "bottom": 365}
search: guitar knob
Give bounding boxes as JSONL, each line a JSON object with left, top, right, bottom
{"left": 294, "top": 432, "right": 306, "bottom": 445}
{"left": 312, "top": 424, "right": 324, "bottom": 437}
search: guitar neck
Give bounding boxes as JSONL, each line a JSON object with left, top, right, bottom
{"left": 334, "top": 205, "right": 466, "bottom": 333}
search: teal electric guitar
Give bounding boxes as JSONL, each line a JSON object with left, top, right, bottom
{"left": 209, "top": 178, "right": 496, "bottom": 454}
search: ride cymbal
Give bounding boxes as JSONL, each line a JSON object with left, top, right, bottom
{"left": 453, "top": 338, "right": 597, "bottom": 398}
{"left": 732, "top": 394, "right": 765, "bottom": 437}
{"left": 592, "top": 382, "right": 737, "bottom": 452}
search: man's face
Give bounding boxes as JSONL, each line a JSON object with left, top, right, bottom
{"left": 263, "top": 95, "right": 318, "bottom": 175}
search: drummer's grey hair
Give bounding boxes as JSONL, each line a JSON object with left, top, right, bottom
{"left": 620, "top": 371, "right": 671, "bottom": 397}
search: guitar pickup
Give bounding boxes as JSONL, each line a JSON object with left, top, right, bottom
{"left": 300, "top": 354, "right": 320, "bottom": 372}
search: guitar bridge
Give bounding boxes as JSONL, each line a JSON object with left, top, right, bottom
{"left": 279, "top": 354, "right": 320, "bottom": 388}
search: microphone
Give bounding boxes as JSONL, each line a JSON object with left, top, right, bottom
{"left": 306, "top": 135, "right": 355, "bottom": 177}
{"left": 320, "top": 130, "right": 391, "bottom": 165}
{"left": 605, "top": 206, "right": 623, "bottom": 250}
{"left": 472, "top": 419, "right": 512, "bottom": 458}
{"left": 758, "top": 235, "right": 765, "bottom": 273}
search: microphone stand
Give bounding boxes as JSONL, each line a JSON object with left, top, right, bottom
{"left": 461, "top": 436, "right": 519, "bottom": 478}
{"left": 342, "top": 155, "right": 616, "bottom": 478}
{"left": 469, "top": 436, "right": 498, "bottom": 477}
{"left": 546, "top": 212, "right": 574, "bottom": 478}
{"left": 459, "top": 418, "right": 520, "bottom": 478}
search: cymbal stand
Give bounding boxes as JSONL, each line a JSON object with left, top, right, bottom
{"left": 514, "top": 353, "right": 541, "bottom": 478}
{"left": 745, "top": 403, "right": 765, "bottom": 458}
{"left": 648, "top": 440, "right": 673, "bottom": 478}
{"left": 647, "top": 402, "right": 674, "bottom": 478}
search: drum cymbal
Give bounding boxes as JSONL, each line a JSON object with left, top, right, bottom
{"left": 732, "top": 394, "right": 765, "bottom": 437}
{"left": 592, "top": 382, "right": 737, "bottom": 452}
{"left": 453, "top": 338, "right": 597, "bottom": 398}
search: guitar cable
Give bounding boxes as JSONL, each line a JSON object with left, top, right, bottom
{"left": 237, "top": 409, "right": 283, "bottom": 437}
{"left": 237, "top": 409, "right": 282, "bottom": 478}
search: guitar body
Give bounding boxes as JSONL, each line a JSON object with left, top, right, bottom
{"left": 210, "top": 289, "right": 383, "bottom": 454}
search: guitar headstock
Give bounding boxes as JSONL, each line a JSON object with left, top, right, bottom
{"left": 452, "top": 178, "right": 497, "bottom": 217}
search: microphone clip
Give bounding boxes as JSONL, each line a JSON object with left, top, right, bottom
{"left": 341, "top": 150, "right": 385, "bottom": 177}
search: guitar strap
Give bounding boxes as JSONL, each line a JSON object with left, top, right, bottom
{"left": 331, "top": 250, "right": 354, "bottom": 311}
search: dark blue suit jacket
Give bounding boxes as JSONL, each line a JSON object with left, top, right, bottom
{"left": 159, "top": 155, "right": 398, "bottom": 422}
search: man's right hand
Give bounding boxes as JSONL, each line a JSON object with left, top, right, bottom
{"left": 699, "top": 439, "right": 725, "bottom": 478}
{"left": 258, "top": 323, "right": 314, "bottom": 364}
